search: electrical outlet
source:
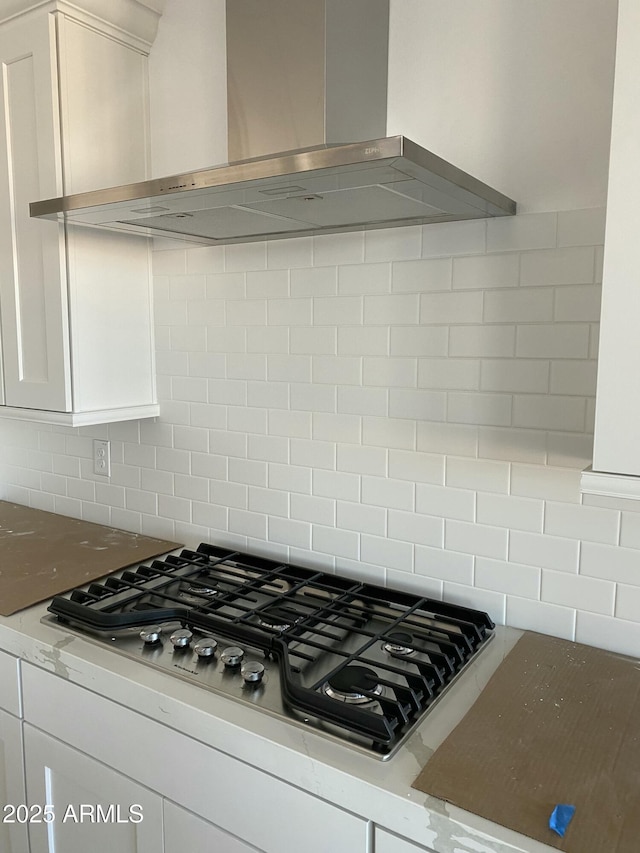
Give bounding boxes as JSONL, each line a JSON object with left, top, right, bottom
{"left": 93, "top": 439, "right": 111, "bottom": 477}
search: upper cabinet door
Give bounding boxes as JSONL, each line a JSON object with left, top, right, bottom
{"left": 0, "top": 11, "right": 71, "bottom": 411}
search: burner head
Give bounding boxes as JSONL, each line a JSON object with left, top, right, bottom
{"left": 323, "top": 665, "right": 383, "bottom": 705}
{"left": 382, "top": 631, "right": 415, "bottom": 658}
{"left": 257, "top": 605, "right": 302, "bottom": 632}
{"left": 180, "top": 577, "right": 218, "bottom": 599}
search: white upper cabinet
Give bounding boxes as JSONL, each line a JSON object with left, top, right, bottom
{"left": 0, "top": 0, "right": 163, "bottom": 425}
{"left": 584, "top": 0, "right": 640, "bottom": 499}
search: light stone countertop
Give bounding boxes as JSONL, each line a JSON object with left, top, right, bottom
{"left": 0, "top": 603, "right": 558, "bottom": 853}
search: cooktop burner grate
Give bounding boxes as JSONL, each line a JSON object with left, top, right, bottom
{"left": 47, "top": 543, "right": 494, "bottom": 756}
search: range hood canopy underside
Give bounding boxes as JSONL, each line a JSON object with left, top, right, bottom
{"left": 30, "top": 136, "right": 516, "bottom": 245}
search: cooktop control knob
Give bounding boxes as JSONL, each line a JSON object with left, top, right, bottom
{"left": 140, "top": 626, "right": 162, "bottom": 645}
{"left": 221, "top": 646, "right": 244, "bottom": 667}
{"left": 241, "top": 660, "right": 265, "bottom": 684}
{"left": 194, "top": 637, "right": 218, "bottom": 658}
{"left": 170, "top": 628, "right": 193, "bottom": 649}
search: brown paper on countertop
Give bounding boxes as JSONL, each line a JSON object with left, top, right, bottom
{"left": 412, "top": 631, "right": 640, "bottom": 853}
{"left": 0, "top": 501, "right": 180, "bottom": 615}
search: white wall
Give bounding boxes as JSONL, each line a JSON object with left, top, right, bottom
{"left": 2, "top": 1, "right": 634, "bottom": 656}
{"left": 148, "top": 0, "right": 227, "bottom": 176}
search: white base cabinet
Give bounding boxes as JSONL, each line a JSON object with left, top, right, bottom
{"left": 24, "top": 725, "right": 163, "bottom": 853}
{"left": 164, "top": 801, "right": 259, "bottom": 853}
{"left": 375, "top": 827, "right": 437, "bottom": 853}
{"left": 0, "top": 709, "right": 29, "bottom": 853}
{"left": 21, "top": 662, "right": 369, "bottom": 853}
{"left": 0, "top": 0, "right": 162, "bottom": 426}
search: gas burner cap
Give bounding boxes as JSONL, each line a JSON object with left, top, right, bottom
{"left": 382, "top": 631, "right": 416, "bottom": 657}
{"left": 181, "top": 579, "right": 218, "bottom": 597}
{"left": 322, "top": 665, "right": 383, "bottom": 705}
{"left": 257, "top": 606, "right": 302, "bottom": 632}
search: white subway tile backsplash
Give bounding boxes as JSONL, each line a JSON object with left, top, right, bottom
{"left": 312, "top": 524, "right": 359, "bottom": 559}
{"left": 246, "top": 327, "right": 289, "bottom": 354}
{"left": 313, "top": 296, "right": 363, "bottom": 325}
{"left": 365, "top": 225, "right": 422, "bottom": 262}
{"left": 516, "top": 323, "right": 590, "bottom": 359}
{"left": 291, "top": 493, "right": 335, "bottom": 526}
{"left": 313, "top": 356, "right": 361, "bottom": 386}
{"left": 290, "top": 438, "right": 336, "bottom": 471}
{"left": 2, "top": 208, "right": 615, "bottom": 653}
{"left": 554, "top": 284, "right": 602, "bottom": 323}
{"left": 363, "top": 357, "right": 417, "bottom": 388}
{"left": 390, "top": 326, "right": 448, "bottom": 357}
{"left": 549, "top": 360, "right": 597, "bottom": 396}
{"left": 392, "top": 258, "right": 452, "bottom": 292}
{"left": 422, "top": 220, "right": 486, "bottom": 258}
{"left": 225, "top": 241, "right": 267, "bottom": 272}
{"left": 487, "top": 212, "right": 557, "bottom": 253}
{"left": 339, "top": 325, "right": 389, "bottom": 356}
{"left": 268, "top": 297, "right": 312, "bottom": 326}
{"left": 388, "top": 509, "right": 443, "bottom": 547}
{"left": 484, "top": 288, "right": 554, "bottom": 323}
{"left": 545, "top": 502, "right": 619, "bottom": 545}
{"left": 313, "top": 469, "right": 360, "bottom": 502}
{"left": 153, "top": 249, "right": 186, "bottom": 276}
{"left": 580, "top": 541, "right": 640, "bottom": 585}
{"left": 510, "top": 530, "right": 579, "bottom": 572}
{"left": 338, "top": 262, "right": 390, "bottom": 294}
{"left": 291, "top": 326, "right": 337, "bottom": 355}
{"left": 520, "top": 246, "right": 595, "bottom": 287}
{"left": 361, "top": 475, "right": 414, "bottom": 511}
{"left": 448, "top": 392, "right": 512, "bottom": 427}
{"left": 246, "top": 269, "right": 289, "bottom": 299}
{"left": 449, "top": 325, "right": 515, "bottom": 357}
{"left": 361, "top": 534, "right": 413, "bottom": 571}
{"left": 267, "top": 354, "right": 311, "bottom": 383}
{"left": 452, "top": 253, "right": 519, "bottom": 290}
{"left": 247, "top": 486, "right": 289, "bottom": 518}
{"left": 389, "top": 389, "right": 446, "bottom": 421}
{"left": 338, "top": 387, "right": 388, "bottom": 417}
{"left": 362, "top": 416, "right": 416, "bottom": 451}
{"left": 418, "top": 422, "right": 478, "bottom": 458}
{"left": 475, "top": 557, "right": 540, "bottom": 599}
{"left": 267, "top": 236, "right": 313, "bottom": 270}
{"left": 506, "top": 596, "right": 576, "bottom": 640}
{"left": 388, "top": 449, "right": 444, "bottom": 484}
{"left": 290, "top": 266, "right": 337, "bottom": 297}
{"left": 336, "top": 443, "right": 387, "bottom": 476}
{"left": 557, "top": 208, "right": 606, "bottom": 247}
{"left": 511, "top": 463, "right": 581, "bottom": 503}
{"left": 478, "top": 427, "right": 547, "bottom": 464}
{"left": 415, "top": 545, "right": 473, "bottom": 585}
{"left": 512, "top": 394, "right": 586, "bottom": 432}
{"left": 421, "top": 291, "right": 484, "bottom": 324}
{"left": 477, "top": 492, "right": 544, "bottom": 532}
{"left": 269, "top": 462, "right": 312, "bottom": 494}
{"left": 312, "top": 412, "right": 361, "bottom": 444}
{"left": 542, "top": 570, "right": 614, "bottom": 615}
{"left": 416, "top": 482, "right": 475, "bottom": 521}
{"left": 206, "top": 272, "right": 246, "bottom": 299}
{"left": 364, "top": 294, "right": 420, "bottom": 325}
{"left": 445, "top": 519, "right": 508, "bottom": 560}
{"left": 336, "top": 501, "right": 385, "bottom": 535}
{"left": 575, "top": 611, "right": 640, "bottom": 656}
{"left": 446, "top": 456, "right": 510, "bottom": 494}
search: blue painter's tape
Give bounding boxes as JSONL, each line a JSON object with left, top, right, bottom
{"left": 549, "top": 804, "right": 576, "bottom": 837}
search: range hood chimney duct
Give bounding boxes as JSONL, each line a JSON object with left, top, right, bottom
{"left": 226, "top": 0, "right": 390, "bottom": 161}
{"left": 30, "top": 1, "right": 516, "bottom": 245}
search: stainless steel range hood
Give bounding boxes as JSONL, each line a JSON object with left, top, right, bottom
{"left": 30, "top": 0, "right": 516, "bottom": 245}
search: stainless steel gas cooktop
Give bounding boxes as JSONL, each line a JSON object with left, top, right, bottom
{"left": 43, "top": 543, "right": 494, "bottom": 759}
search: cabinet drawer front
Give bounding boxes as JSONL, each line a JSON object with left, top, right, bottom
{"left": 0, "top": 709, "right": 29, "bottom": 853}
{"left": 0, "top": 649, "right": 21, "bottom": 716}
{"left": 22, "top": 663, "right": 368, "bottom": 853}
